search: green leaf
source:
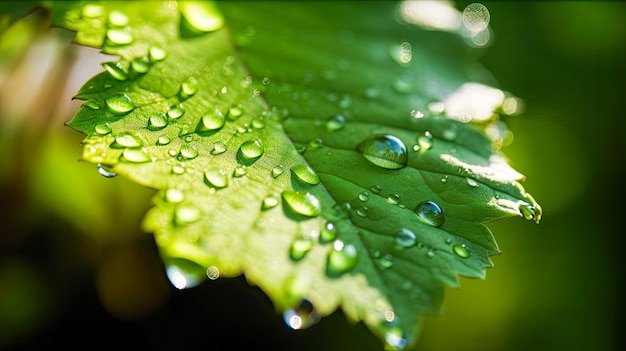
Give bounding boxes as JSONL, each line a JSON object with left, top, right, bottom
{"left": 47, "top": 1, "right": 541, "bottom": 348}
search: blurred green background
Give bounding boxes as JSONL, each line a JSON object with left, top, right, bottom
{"left": 0, "top": 1, "right": 623, "bottom": 350}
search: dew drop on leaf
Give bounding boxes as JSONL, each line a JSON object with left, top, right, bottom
{"left": 416, "top": 131, "right": 434, "bottom": 150}
{"left": 370, "top": 185, "right": 382, "bottom": 194}
{"left": 227, "top": 104, "right": 244, "bottom": 119}
{"left": 395, "top": 228, "right": 417, "bottom": 248}
{"left": 156, "top": 136, "right": 171, "bottom": 146}
{"left": 107, "top": 10, "right": 129, "bottom": 27}
{"left": 105, "top": 93, "right": 134, "bottom": 115}
{"left": 204, "top": 169, "right": 228, "bottom": 189}
{"left": 96, "top": 163, "right": 117, "bottom": 178}
{"left": 283, "top": 299, "right": 320, "bottom": 330}
{"left": 290, "top": 237, "right": 314, "bottom": 261}
{"left": 271, "top": 165, "right": 285, "bottom": 178}
{"left": 319, "top": 222, "right": 337, "bottom": 243}
{"left": 239, "top": 140, "right": 264, "bottom": 160}
{"left": 211, "top": 141, "right": 227, "bottom": 155}
{"left": 113, "top": 133, "right": 142, "bottom": 148}
{"left": 281, "top": 190, "right": 321, "bottom": 217}
{"left": 149, "top": 46, "right": 167, "bottom": 62}
{"left": 164, "top": 188, "right": 185, "bottom": 203}
{"left": 83, "top": 99, "right": 101, "bottom": 110}
{"left": 357, "top": 134, "right": 408, "bottom": 170}
{"left": 452, "top": 244, "right": 470, "bottom": 258}
{"left": 180, "top": 76, "right": 199, "bottom": 97}
{"left": 167, "top": 104, "right": 185, "bottom": 119}
{"left": 414, "top": 200, "right": 444, "bottom": 227}
{"left": 233, "top": 165, "right": 247, "bottom": 177}
{"left": 148, "top": 114, "right": 168, "bottom": 130}
{"left": 174, "top": 205, "right": 201, "bottom": 225}
{"left": 122, "top": 147, "right": 151, "bottom": 163}
{"left": 379, "top": 253, "right": 393, "bottom": 269}
{"left": 387, "top": 193, "right": 400, "bottom": 205}
{"left": 102, "top": 61, "right": 128, "bottom": 81}
{"left": 81, "top": 4, "right": 105, "bottom": 18}
{"left": 519, "top": 203, "right": 537, "bottom": 221}
{"left": 261, "top": 194, "right": 279, "bottom": 210}
{"left": 165, "top": 259, "right": 204, "bottom": 289}
{"left": 466, "top": 177, "right": 479, "bottom": 187}
{"left": 179, "top": 144, "right": 199, "bottom": 160}
{"left": 179, "top": 1, "right": 224, "bottom": 33}
{"left": 94, "top": 122, "right": 111, "bottom": 135}
{"left": 106, "top": 28, "right": 133, "bottom": 45}
{"left": 326, "top": 114, "right": 346, "bottom": 131}
{"left": 290, "top": 164, "right": 320, "bottom": 185}
{"left": 326, "top": 240, "right": 359, "bottom": 275}
{"left": 131, "top": 56, "right": 150, "bottom": 74}
{"left": 197, "top": 110, "right": 225, "bottom": 132}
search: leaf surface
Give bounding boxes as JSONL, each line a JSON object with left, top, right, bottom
{"left": 47, "top": 1, "right": 541, "bottom": 348}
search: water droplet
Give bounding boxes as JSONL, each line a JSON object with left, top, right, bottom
{"left": 97, "top": 163, "right": 117, "bottom": 178}
{"left": 442, "top": 124, "right": 458, "bottom": 141}
{"left": 108, "top": 10, "right": 129, "bottom": 27}
{"left": 131, "top": 56, "right": 150, "bottom": 74}
{"left": 453, "top": 244, "right": 470, "bottom": 258}
{"left": 466, "top": 177, "right": 478, "bottom": 187}
{"left": 290, "top": 164, "right": 320, "bottom": 185}
{"left": 149, "top": 46, "right": 167, "bottom": 62}
{"left": 179, "top": 1, "right": 224, "bottom": 33}
{"left": 384, "top": 325, "right": 407, "bottom": 350}
{"left": 319, "top": 222, "right": 337, "bottom": 243}
{"left": 227, "top": 104, "right": 244, "bottom": 119}
{"left": 326, "top": 114, "right": 346, "bottom": 131}
{"left": 327, "top": 240, "right": 359, "bottom": 275}
{"left": 262, "top": 195, "right": 279, "bottom": 210}
{"left": 233, "top": 165, "right": 247, "bottom": 177}
{"left": 415, "top": 201, "right": 444, "bottom": 227}
{"left": 148, "top": 113, "right": 168, "bottom": 130}
{"left": 271, "top": 166, "right": 284, "bottom": 178}
{"left": 206, "top": 265, "right": 220, "bottom": 280}
{"left": 283, "top": 299, "right": 320, "bottom": 330}
{"left": 180, "top": 76, "right": 199, "bottom": 98}
{"left": 172, "top": 165, "right": 185, "bottom": 174}
{"left": 308, "top": 138, "right": 323, "bottom": 149}
{"left": 290, "top": 238, "right": 313, "bottom": 261}
{"left": 81, "top": 4, "right": 105, "bottom": 18}
{"left": 83, "top": 99, "right": 101, "bottom": 110}
{"left": 426, "top": 249, "right": 435, "bottom": 258}
{"left": 204, "top": 169, "right": 228, "bottom": 188}
{"left": 167, "top": 104, "right": 185, "bottom": 119}
{"left": 519, "top": 203, "right": 537, "bottom": 221}
{"left": 238, "top": 140, "right": 264, "bottom": 160}
{"left": 395, "top": 228, "right": 417, "bottom": 248}
{"left": 114, "top": 133, "right": 142, "bottom": 148}
{"left": 174, "top": 205, "right": 201, "bottom": 225}
{"left": 211, "top": 141, "right": 227, "bottom": 155}
{"left": 358, "top": 191, "right": 369, "bottom": 202}
{"left": 358, "top": 134, "right": 408, "bottom": 170}
{"left": 387, "top": 193, "right": 400, "bottom": 205}
{"left": 164, "top": 188, "right": 185, "bottom": 203}
{"left": 102, "top": 61, "right": 128, "bottom": 81}
{"left": 106, "top": 28, "right": 133, "bottom": 45}
{"left": 197, "top": 110, "right": 225, "bottom": 132}
{"left": 122, "top": 147, "right": 151, "bottom": 163}
{"left": 369, "top": 185, "right": 381, "bottom": 194}
{"left": 417, "top": 131, "right": 434, "bottom": 150}
{"left": 157, "top": 136, "right": 171, "bottom": 145}
{"left": 105, "top": 94, "right": 134, "bottom": 115}
{"left": 94, "top": 122, "right": 111, "bottom": 135}
{"left": 179, "top": 144, "right": 199, "bottom": 160}
{"left": 410, "top": 109, "right": 425, "bottom": 119}
{"left": 356, "top": 206, "right": 368, "bottom": 217}
{"left": 440, "top": 175, "right": 448, "bottom": 183}
{"left": 281, "top": 190, "right": 321, "bottom": 217}
{"left": 165, "top": 260, "right": 205, "bottom": 289}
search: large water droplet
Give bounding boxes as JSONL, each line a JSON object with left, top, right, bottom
{"left": 395, "top": 228, "right": 417, "bottom": 248}
{"left": 105, "top": 94, "right": 135, "bottom": 115}
{"left": 358, "top": 134, "right": 408, "bottom": 170}
{"left": 290, "top": 164, "right": 320, "bottom": 185}
{"left": 326, "top": 114, "right": 346, "bottom": 131}
{"left": 414, "top": 200, "right": 444, "bottom": 227}
{"left": 97, "top": 163, "right": 117, "bottom": 178}
{"left": 197, "top": 110, "right": 225, "bottom": 132}
{"left": 204, "top": 169, "right": 228, "bottom": 189}
{"left": 290, "top": 238, "right": 313, "bottom": 261}
{"left": 179, "top": 144, "right": 199, "bottom": 160}
{"left": 179, "top": 1, "right": 224, "bottom": 33}
{"left": 238, "top": 140, "right": 264, "bottom": 161}
{"left": 453, "top": 244, "right": 470, "bottom": 258}
{"left": 148, "top": 113, "right": 168, "bottom": 130}
{"left": 283, "top": 299, "right": 320, "bottom": 330}
{"left": 327, "top": 240, "right": 359, "bottom": 275}
{"left": 281, "top": 190, "right": 321, "bottom": 217}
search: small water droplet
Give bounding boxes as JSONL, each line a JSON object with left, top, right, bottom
{"left": 442, "top": 124, "right": 458, "bottom": 141}
{"left": 519, "top": 203, "right": 536, "bottom": 221}
{"left": 172, "top": 165, "right": 185, "bottom": 174}
{"left": 415, "top": 200, "right": 444, "bottom": 227}
{"left": 164, "top": 188, "right": 185, "bottom": 203}
{"left": 319, "top": 222, "right": 337, "bottom": 243}
{"left": 107, "top": 10, "right": 129, "bottom": 27}
{"left": 370, "top": 185, "right": 382, "bottom": 194}
{"left": 251, "top": 118, "right": 265, "bottom": 129}
{"left": 94, "top": 122, "right": 111, "bottom": 135}
{"left": 238, "top": 140, "right": 264, "bottom": 161}
{"left": 290, "top": 164, "right": 320, "bottom": 185}
{"left": 149, "top": 46, "right": 167, "bottom": 62}
{"left": 327, "top": 240, "right": 359, "bottom": 275}
{"left": 326, "top": 114, "right": 346, "bottom": 131}
{"left": 227, "top": 104, "right": 244, "bottom": 119}
{"left": 167, "top": 104, "right": 185, "bottom": 119}
{"left": 174, "top": 205, "right": 201, "bottom": 225}
{"left": 358, "top": 134, "right": 408, "bottom": 170}
{"left": 410, "top": 109, "right": 425, "bottom": 119}
{"left": 428, "top": 101, "right": 445, "bottom": 114}
{"left": 105, "top": 94, "right": 135, "bottom": 115}
{"left": 180, "top": 76, "right": 199, "bottom": 98}
{"left": 122, "top": 147, "right": 151, "bottom": 163}
{"left": 156, "top": 136, "right": 171, "bottom": 145}
{"left": 262, "top": 194, "right": 279, "bottom": 210}
{"left": 233, "top": 165, "right": 247, "bottom": 177}
{"left": 463, "top": 3, "right": 490, "bottom": 32}
{"left": 204, "top": 169, "right": 228, "bottom": 188}
{"left": 83, "top": 99, "right": 101, "bottom": 110}
{"left": 283, "top": 299, "right": 320, "bottom": 330}
{"left": 179, "top": 144, "right": 199, "bottom": 160}
{"left": 102, "top": 61, "right": 128, "bottom": 81}
{"left": 211, "top": 141, "right": 227, "bottom": 155}
{"left": 106, "top": 28, "right": 133, "bottom": 45}
{"left": 148, "top": 113, "right": 168, "bottom": 130}
{"left": 271, "top": 165, "right": 285, "bottom": 178}
{"left": 426, "top": 249, "right": 435, "bottom": 258}
{"left": 358, "top": 191, "right": 369, "bottom": 202}
{"left": 131, "top": 56, "right": 150, "bottom": 74}
{"left": 97, "top": 163, "right": 117, "bottom": 178}
{"left": 395, "top": 228, "right": 417, "bottom": 248}
{"left": 281, "top": 190, "right": 321, "bottom": 217}
{"left": 453, "top": 244, "right": 470, "bottom": 258}
{"left": 387, "top": 193, "right": 400, "bottom": 205}
{"left": 308, "top": 138, "right": 323, "bottom": 149}
{"left": 466, "top": 177, "right": 479, "bottom": 187}
{"left": 379, "top": 253, "right": 393, "bottom": 269}
{"left": 197, "top": 110, "right": 225, "bottom": 132}
{"left": 290, "top": 238, "right": 314, "bottom": 261}
{"left": 417, "top": 131, "right": 434, "bottom": 150}
{"left": 440, "top": 175, "right": 448, "bottom": 183}
{"left": 206, "top": 265, "right": 220, "bottom": 280}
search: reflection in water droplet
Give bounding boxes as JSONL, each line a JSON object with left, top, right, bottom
{"left": 148, "top": 114, "right": 168, "bottom": 130}
{"left": 291, "top": 164, "right": 320, "bottom": 185}
{"left": 453, "top": 244, "right": 470, "bottom": 258}
{"left": 358, "top": 134, "right": 408, "bottom": 170}
{"left": 326, "top": 114, "right": 346, "bottom": 131}
{"left": 415, "top": 200, "right": 444, "bottom": 227}
{"left": 97, "top": 163, "right": 117, "bottom": 178}
{"left": 395, "top": 228, "right": 417, "bottom": 248}
{"left": 290, "top": 238, "right": 314, "bottom": 261}
{"left": 283, "top": 299, "right": 320, "bottom": 330}
{"left": 204, "top": 169, "right": 228, "bottom": 188}
{"left": 281, "top": 190, "right": 321, "bottom": 217}
{"left": 105, "top": 94, "right": 135, "bottom": 115}
{"left": 327, "top": 240, "right": 359, "bottom": 275}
